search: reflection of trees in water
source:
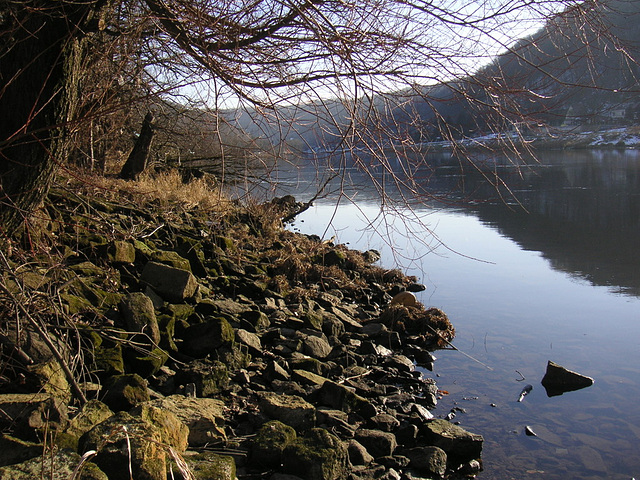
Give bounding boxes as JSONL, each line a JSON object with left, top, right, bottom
{"left": 280, "top": 150, "right": 640, "bottom": 295}
{"left": 463, "top": 152, "right": 640, "bottom": 296}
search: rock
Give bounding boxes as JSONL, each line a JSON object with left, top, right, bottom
{"left": 107, "top": 240, "right": 136, "bottom": 264}
{"left": 0, "top": 393, "right": 68, "bottom": 439}
{"left": 26, "top": 358, "right": 71, "bottom": 402}
{"left": 368, "top": 413, "right": 400, "bottom": 432}
{"left": 241, "top": 310, "right": 271, "bottom": 331}
{"left": 258, "top": 392, "right": 316, "bottom": 430}
{"left": 0, "top": 448, "right": 107, "bottom": 480}
{"left": 421, "top": 419, "right": 483, "bottom": 463}
{"left": 129, "top": 404, "right": 190, "bottom": 452}
{"left": 301, "top": 334, "right": 332, "bottom": 359}
{"left": 292, "top": 369, "right": 328, "bottom": 387}
{"left": 354, "top": 428, "right": 397, "bottom": 458}
{"left": 79, "top": 411, "right": 169, "bottom": 480}
{"left": 181, "top": 317, "right": 235, "bottom": 358}
{"left": 404, "top": 446, "right": 447, "bottom": 476}
{"left": 141, "top": 261, "right": 198, "bottom": 302}
{"left": 383, "top": 354, "right": 414, "bottom": 373}
{"left": 64, "top": 400, "right": 114, "bottom": 448}
{"left": 348, "top": 439, "right": 374, "bottom": 465}
{"left": 541, "top": 360, "right": 594, "bottom": 396}
{"left": 101, "top": 373, "right": 150, "bottom": 411}
{"left": 264, "top": 360, "right": 291, "bottom": 382}
{"left": 176, "top": 359, "right": 229, "bottom": 397}
{"left": 317, "top": 380, "right": 376, "bottom": 418}
{"left": 145, "top": 395, "right": 226, "bottom": 447}
{"left": 183, "top": 451, "right": 236, "bottom": 480}
{"left": 119, "top": 292, "right": 161, "bottom": 345}
{"left": 283, "top": 428, "right": 349, "bottom": 480}
{"left": 0, "top": 435, "right": 43, "bottom": 467}
{"left": 389, "top": 291, "right": 417, "bottom": 307}
{"left": 252, "top": 420, "right": 297, "bottom": 467}
{"left": 236, "top": 328, "right": 262, "bottom": 354}
{"left": 151, "top": 250, "right": 191, "bottom": 271}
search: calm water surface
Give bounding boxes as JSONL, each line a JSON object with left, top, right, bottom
{"left": 277, "top": 150, "right": 640, "bottom": 480}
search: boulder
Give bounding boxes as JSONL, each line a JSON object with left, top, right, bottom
{"left": 183, "top": 451, "right": 236, "bottom": 480}
{"left": 258, "top": 392, "right": 316, "bottom": 430}
{"left": 404, "top": 446, "right": 447, "bottom": 476}
{"left": 64, "top": 400, "right": 114, "bottom": 448}
{"left": 145, "top": 395, "right": 226, "bottom": 447}
{"left": 236, "top": 328, "right": 262, "bottom": 354}
{"left": 0, "top": 449, "right": 107, "bottom": 480}
{"left": 354, "top": 429, "right": 397, "bottom": 458}
{"left": 252, "top": 420, "right": 297, "bottom": 467}
{"left": 101, "top": 373, "right": 150, "bottom": 411}
{"left": 129, "top": 404, "right": 190, "bottom": 452}
{"left": 317, "top": 380, "right": 376, "bottom": 418}
{"left": 119, "top": 292, "right": 160, "bottom": 345}
{"left": 301, "top": 334, "right": 332, "bottom": 359}
{"left": 79, "top": 411, "right": 169, "bottom": 480}
{"left": 141, "top": 261, "right": 198, "bottom": 302}
{"left": 421, "top": 419, "right": 483, "bottom": 463}
{"left": 176, "top": 359, "right": 229, "bottom": 397}
{"left": 541, "top": 361, "right": 594, "bottom": 397}
{"left": 181, "top": 317, "right": 235, "bottom": 358}
{"left": 0, "top": 435, "right": 43, "bottom": 467}
{"left": 348, "top": 439, "right": 374, "bottom": 466}
{"left": 0, "top": 393, "right": 68, "bottom": 439}
{"left": 283, "top": 428, "right": 349, "bottom": 480}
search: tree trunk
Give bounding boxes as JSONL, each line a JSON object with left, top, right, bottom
{"left": 0, "top": 2, "right": 103, "bottom": 239}
{"left": 120, "top": 112, "right": 155, "bottom": 180}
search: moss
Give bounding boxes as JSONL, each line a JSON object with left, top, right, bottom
{"left": 283, "top": 428, "right": 348, "bottom": 480}
{"left": 151, "top": 250, "right": 192, "bottom": 271}
{"left": 126, "top": 347, "right": 169, "bottom": 378}
{"left": 93, "top": 343, "right": 125, "bottom": 378}
{"left": 252, "top": 420, "right": 297, "bottom": 467}
{"left": 183, "top": 451, "right": 236, "bottom": 480}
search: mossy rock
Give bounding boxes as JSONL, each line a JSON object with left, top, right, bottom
{"left": 133, "top": 239, "right": 156, "bottom": 259}
{"left": 214, "top": 235, "right": 235, "bottom": 252}
{"left": 60, "top": 293, "right": 94, "bottom": 315}
{"left": 177, "top": 360, "right": 229, "bottom": 397}
{"left": 0, "top": 434, "right": 42, "bottom": 467}
{"left": 62, "top": 400, "right": 114, "bottom": 450}
{"left": 182, "top": 451, "right": 236, "bottom": 480}
{"left": 180, "top": 317, "right": 235, "bottom": 358}
{"left": 101, "top": 374, "right": 150, "bottom": 411}
{"left": 93, "top": 343, "right": 125, "bottom": 378}
{"left": 151, "top": 250, "right": 192, "bottom": 271}
{"left": 0, "top": 448, "right": 107, "bottom": 480}
{"left": 283, "top": 428, "right": 348, "bottom": 480}
{"left": 79, "top": 411, "right": 166, "bottom": 480}
{"left": 126, "top": 347, "right": 169, "bottom": 378}
{"left": 252, "top": 420, "right": 297, "bottom": 467}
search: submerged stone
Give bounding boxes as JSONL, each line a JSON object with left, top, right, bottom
{"left": 541, "top": 360, "right": 594, "bottom": 397}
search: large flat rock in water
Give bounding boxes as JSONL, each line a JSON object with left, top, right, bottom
{"left": 541, "top": 361, "right": 594, "bottom": 397}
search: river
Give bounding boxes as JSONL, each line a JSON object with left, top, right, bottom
{"left": 263, "top": 148, "right": 640, "bottom": 480}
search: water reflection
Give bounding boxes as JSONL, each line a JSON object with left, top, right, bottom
{"left": 279, "top": 149, "right": 640, "bottom": 480}
{"left": 277, "top": 149, "right": 640, "bottom": 296}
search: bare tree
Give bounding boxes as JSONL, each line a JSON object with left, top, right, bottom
{"left": 0, "top": 0, "right": 632, "bottom": 238}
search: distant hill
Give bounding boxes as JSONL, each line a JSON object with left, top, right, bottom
{"left": 229, "top": 0, "right": 640, "bottom": 150}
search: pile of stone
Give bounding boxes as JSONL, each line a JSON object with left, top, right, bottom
{"left": 0, "top": 188, "right": 482, "bottom": 479}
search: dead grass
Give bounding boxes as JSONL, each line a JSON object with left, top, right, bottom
{"left": 64, "top": 169, "right": 232, "bottom": 214}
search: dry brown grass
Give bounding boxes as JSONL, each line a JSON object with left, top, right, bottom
{"left": 64, "top": 169, "right": 232, "bottom": 214}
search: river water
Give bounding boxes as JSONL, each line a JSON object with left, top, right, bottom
{"left": 259, "top": 148, "right": 640, "bottom": 479}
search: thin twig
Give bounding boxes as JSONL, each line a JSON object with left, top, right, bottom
{"left": 424, "top": 323, "right": 493, "bottom": 371}
{"left": 0, "top": 251, "right": 88, "bottom": 405}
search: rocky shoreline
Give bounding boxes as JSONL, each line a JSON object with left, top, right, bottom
{"left": 0, "top": 180, "right": 483, "bottom": 479}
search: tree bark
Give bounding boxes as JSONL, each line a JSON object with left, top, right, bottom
{"left": 120, "top": 112, "right": 155, "bottom": 180}
{"left": 0, "top": 2, "right": 104, "bottom": 239}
